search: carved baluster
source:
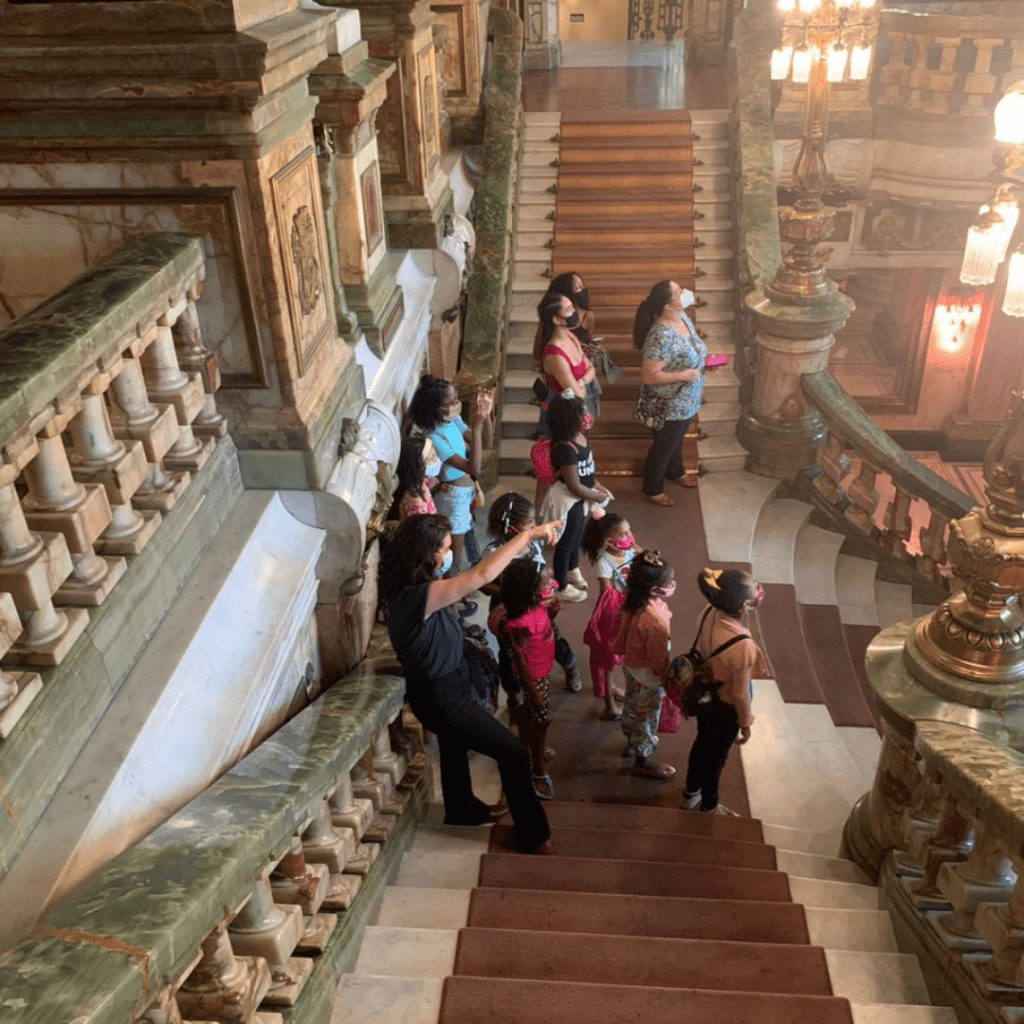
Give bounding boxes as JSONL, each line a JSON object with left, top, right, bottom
{"left": 109, "top": 352, "right": 191, "bottom": 512}
{"left": 0, "top": 591, "right": 42, "bottom": 738}
{"left": 373, "top": 724, "right": 408, "bottom": 787}
{"left": 353, "top": 748, "right": 403, "bottom": 836}
{"left": 933, "top": 820, "right": 1016, "bottom": 950}
{"left": 302, "top": 798, "right": 363, "bottom": 909}
{"left": 963, "top": 38, "right": 1002, "bottom": 113}
{"left": 893, "top": 768, "right": 943, "bottom": 878}
{"left": 172, "top": 289, "right": 226, "bottom": 442}
{"left": 228, "top": 871, "right": 311, "bottom": 1007}
{"left": 908, "top": 793, "right": 972, "bottom": 912}
{"left": 917, "top": 509, "right": 951, "bottom": 584}
{"left": 0, "top": 473, "right": 88, "bottom": 667}
{"left": 921, "top": 37, "right": 961, "bottom": 114}
{"left": 812, "top": 432, "right": 850, "bottom": 506}
{"left": 270, "top": 837, "right": 336, "bottom": 955}
{"left": 974, "top": 854, "right": 1024, "bottom": 991}
{"left": 143, "top": 317, "right": 212, "bottom": 473}
{"left": 69, "top": 375, "right": 160, "bottom": 556}
{"left": 329, "top": 773, "right": 374, "bottom": 839}
{"left": 881, "top": 481, "right": 914, "bottom": 561}
{"left": 843, "top": 459, "right": 881, "bottom": 534}
{"left": 21, "top": 426, "right": 126, "bottom": 607}
{"left": 906, "top": 40, "right": 924, "bottom": 110}
{"left": 176, "top": 919, "right": 271, "bottom": 1024}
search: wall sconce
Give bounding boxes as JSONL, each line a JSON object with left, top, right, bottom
{"left": 934, "top": 296, "right": 981, "bottom": 354}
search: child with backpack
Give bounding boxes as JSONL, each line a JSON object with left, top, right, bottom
{"left": 612, "top": 550, "right": 677, "bottom": 780}
{"left": 581, "top": 512, "right": 638, "bottom": 721}
{"left": 499, "top": 558, "right": 561, "bottom": 800}
{"left": 678, "top": 567, "right": 766, "bottom": 815}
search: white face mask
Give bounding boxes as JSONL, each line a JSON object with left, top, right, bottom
{"left": 434, "top": 549, "right": 453, "bottom": 578}
{"left": 444, "top": 401, "right": 462, "bottom": 422}
{"left": 679, "top": 289, "right": 694, "bottom": 309}
{"left": 425, "top": 456, "right": 442, "bottom": 478}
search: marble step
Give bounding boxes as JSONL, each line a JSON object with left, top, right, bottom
{"left": 698, "top": 470, "right": 782, "bottom": 564}
{"left": 751, "top": 497, "right": 814, "bottom": 586}
{"left": 826, "top": 950, "right": 932, "bottom": 1006}
{"left": 524, "top": 111, "right": 562, "bottom": 125}
{"left": 693, "top": 167, "right": 731, "bottom": 191}
{"left": 836, "top": 726, "right": 883, "bottom": 793}
{"left": 762, "top": 823, "right": 842, "bottom": 858}
{"left": 776, "top": 849, "right": 870, "bottom": 886}
{"left": 789, "top": 875, "right": 882, "bottom": 911}
{"left": 794, "top": 524, "right": 847, "bottom": 606}
{"left": 691, "top": 139, "right": 731, "bottom": 165}
{"left": 693, "top": 197, "right": 733, "bottom": 220}
{"left": 354, "top": 925, "right": 457, "bottom": 978}
{"left": 874, "top": 580, "right": 913, "bottom": 629}
{"left": 396, "top": 851, "right": 482, "bottom": 890}
{"left": 836, "top": 553, "right": 881, "bottom": 628}
{"left": 696, "top": 434, "right": 747, "bottom": 473}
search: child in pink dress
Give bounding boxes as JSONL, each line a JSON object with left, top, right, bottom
{"left": 500, "top": 558, "right": 559, "bottom": 800}
{"left": 394, "top": 437, "right": 439, "bottom": 520}
{"left": 581, "top": 513, "right": 638, "bottom": 721}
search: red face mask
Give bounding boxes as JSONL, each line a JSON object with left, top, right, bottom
{"left": 581, "top": 413, "right": 594, "bottom": 432}
{"left": 540, "top": 581, "right": 558, "bottom": 601}
{"left": 612, "top": 533, "right": 634, "bottom": 551}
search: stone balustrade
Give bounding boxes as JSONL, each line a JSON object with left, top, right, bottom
{"left": 873, "top": 719, "right": 1024, "bottom": 1022}
{"left": 0, "top": 233, "right": 223, "bottom": 739}
{"left": 0, "top": 661, "right": 427, "bottom": 1024}
{"left": 799, "top": 370, "right": 974, "bottom": 603}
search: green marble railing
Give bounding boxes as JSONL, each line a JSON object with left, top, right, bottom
{"left": 800, "top": 370, "right": 974, "bottom": 601}
{"left": 458, "top": 5, "right": 524, "bottom": 489}
{"left": 0, "top": 663, "right": 411, "bottom": 1024}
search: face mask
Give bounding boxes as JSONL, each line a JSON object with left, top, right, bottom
{"left": 540, "top": 581, "right": 558, "bottom": 601}
{"left": 434, "top": 549, "right": 453, "bottom": 578}
{"left": 612, "top": 533, "right": 634, "bottom": 551}
{"left": 580, "top": 413, "right": 594, "bottom": 432}
{"left": 679, "top": 289, "right": 695, "bottom": 309}
{"left": 444, "top": 401, "right": 462, "bottom": 421}
{"left": 655, "top": 580, "right": 677, "bottom": 600}
{"left": 424, "top": 456, "right": 442, "bottom": 478}
{"left": 563, "top": 311, "right": 580, "bottom": 329}
{"left": 748, "top": 583, "right": 765, "bottom": 608}
{"left": 573, "top": 288, "right": 590, "bottom": 309}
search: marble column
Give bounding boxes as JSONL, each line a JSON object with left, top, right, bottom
{"left": 522, "top": 0, "right": 560, "bottom": 71}
{"left": 737, "top": 286, "right": 853, "bottom": 479}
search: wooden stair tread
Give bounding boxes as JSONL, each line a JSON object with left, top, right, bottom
{"left": 541, "top": 800, "right": 763, "bottom": 839}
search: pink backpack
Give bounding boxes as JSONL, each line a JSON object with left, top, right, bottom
{"left": 530, "top": 438, "right": 576, "bottom": 486}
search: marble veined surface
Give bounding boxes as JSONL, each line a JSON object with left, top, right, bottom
{"left": 0, "top": 491, "right": 325, "bottom": 950}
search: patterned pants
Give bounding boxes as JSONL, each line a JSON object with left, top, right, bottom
{"left": 526, "top": 676, "right": 551, "bottom": 725}
{"left": 620, "top": 666, "right": 665, "bottom": 759}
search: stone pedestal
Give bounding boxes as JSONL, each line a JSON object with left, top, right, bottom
{"left": 522, "top": 0, "right": 560, "bottom": 70}
{"left": 738, "top": 286, "right": 854, "bottom": 479}
{"left": 430, "top": 0, "right": 487, "bottom": 118}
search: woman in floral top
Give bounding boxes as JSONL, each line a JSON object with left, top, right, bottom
{"left": 632, "top": 280, "right": 707, "bottom": 507}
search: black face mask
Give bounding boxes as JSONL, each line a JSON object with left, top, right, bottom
{"left": 563, "top": 310, "right": 580, "bottom": 329}
{"left": 573, "top": 288, "right": 590, "bottom": 309}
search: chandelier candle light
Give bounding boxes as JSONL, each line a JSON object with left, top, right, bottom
{"left": 959, "top": 82, "right": 1024, "bottom": 316}
{"left": 766, "top": 0, "right": 877, "bottom": 301}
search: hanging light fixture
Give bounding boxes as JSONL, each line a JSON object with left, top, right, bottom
{"left": 797, "top": 0, "right": 821, "bottom": 14}
{"left": 994, "top": 82, "right": 1024, "bottom": 147}
{"left": 960, "top": 208, "right": 1006, "bottom": 286}
{"left": 791, "top": 43, "right": 817, "bottom": 84}
{"left": 849, "top": 40, "right": 872, "bottom": 81}
{"left": 777, "top": 0, "right": 797, "bottom": 12}
{"left": 1003, "top": 247, "right": 1024, "bottom": 317}
{"left": 771, "top": 44, "right": 794, "bottom": 80}
{"left": 990, "top": 188, "right": 1021, "bottom": 263}
{"left": 826, "top": 41, "right": 848, "bottom": 83}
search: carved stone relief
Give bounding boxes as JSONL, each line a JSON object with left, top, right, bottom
{"left": 290, "top": 206, "right": 323, "bottom": 317}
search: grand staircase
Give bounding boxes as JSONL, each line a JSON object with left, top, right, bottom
{"left": 502, "top": 109, "right": 745, "bottom": 477}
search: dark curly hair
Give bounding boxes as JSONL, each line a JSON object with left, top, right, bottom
{"left": 547, "top": 394, "right": 585, "bottom": 444}
{"left": 499, "top": 556, "right": 544, "bottom": 621}
{"left": 581, "top": 511, "right": 627, "bottom": 564}
{"left": 487, "top": 491, "right": 534, "bottom": 540}
{"left": 698, "top": 567, "right": 752, "bottom": 618}
{"left": 395, "top": 437, "right": 426, "bottom": 501}
{"left": 622, "top": 550, "right": 672, "bottom": 614}
{"left": 632, "top": 279, "right": 674, "bottom": 350}
{"left": 409, "top": 374, "right": 452, "bottom": 432}
{"left": 378, "top": 513, "right": 452, "bottom": 604}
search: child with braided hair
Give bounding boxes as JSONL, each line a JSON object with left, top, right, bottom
{"left": 612, "top": 550, "right": 677, "bottom": 780}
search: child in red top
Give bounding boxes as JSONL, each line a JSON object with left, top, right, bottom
{"left": 499, "top": 558, "right": 559, "bottom": 800}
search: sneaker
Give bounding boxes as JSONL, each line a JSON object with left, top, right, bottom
{"left": 681, "top": 790, "right": 702, "bottom": 810}
{"left": 565, "top": 666, "right": 583, "bottom": 692}
{"left": 567, "top": 568, "right": 588, "bottom": 589}
{"left": 700, "top": 804, "right": 739, "bottom": 816}
{"left": 558, "top": 583, "right": 587, "bottom": 603}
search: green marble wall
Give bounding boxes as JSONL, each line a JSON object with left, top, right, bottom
{"left": 0, "top": 663, "right": 409, "bottom": 1024}
{"left": 460, "top": 6, "right": 524, "bottom": 490}
{"left": 0, "top": 437, "right": 243, "bottom": 881}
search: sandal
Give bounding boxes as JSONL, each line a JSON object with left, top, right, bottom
{"left": 632, "top": 759, "right": 677, "bottom": 780}
{"left": 488, "top": 799, "right": 509, "bottom": 821}
{"left": 669, "top": 474, "right": 699, "bottom": 489}
{"left": 544, "top": 746, "right": 556, "bottom": 763}
{"left": 533, "top": 774, "right": 555, "bottom": 800}
{"left": 643, "top": 492, "right": 674, "bottom": 507}
{"left": 599, "top": 707, "right": 622, "bottom": 721}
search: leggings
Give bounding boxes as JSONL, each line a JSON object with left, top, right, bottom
{"left": 499, "top": 627, "right": 575, "bottom": 699}
{"left": 553, "top": 500, "right": 586, "bottom": 589}
{"left": 642, "top": 416, "right": 692, "bottom": 496}
{"left": 684, "top": 698, "right": 741, "bottom": 811}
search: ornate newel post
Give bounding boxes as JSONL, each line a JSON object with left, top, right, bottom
{"left": 844, "top": 394, "right": 1024, "bottom": 880}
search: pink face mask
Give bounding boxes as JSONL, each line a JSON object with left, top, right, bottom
{"left": 540, "top": 581, "right": 558, "bottom": 601}
{"left": 655, "top": 580, "right": 677, "bottom": 600}
{"left": 612, "top": 534, "right": 634, "bottom": 551}
{"left": 581, "top": 413, "right": 594, "bottom": 432}
{"left": 749, "top": 583, "right": 765, "bottom": 607}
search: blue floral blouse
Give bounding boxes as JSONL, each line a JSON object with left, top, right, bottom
{"left": 640, "top": 317, "right": 707, "bottom": 423}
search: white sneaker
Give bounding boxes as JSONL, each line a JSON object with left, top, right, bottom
{"left": 567, "top": 568, "right": 588, "bottom": 589}
{"left": 559, "top": 583, "right": 588, "bottom": 603}
{"left": 681, "top": 790, "right": 702, "bottom": 810}
{"left": 700, "top": 804, "right": 739, "bottom": 816}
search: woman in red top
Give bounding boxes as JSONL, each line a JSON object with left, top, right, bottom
{"left": 500, "top": 558, "right": 560, "bottom": 800}
{"left": 612, "top": 550, "right": 677, "bottom": 780}
{"left": 537, "top": 293, "right": 600, "bottom": 432}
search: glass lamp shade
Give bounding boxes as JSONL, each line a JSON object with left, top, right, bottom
{"left": 849, "top": 41, "right": 872, "bottom": 81}
{"left": 797, "top": 0, "right": 820, "bottom": 14}
{"left": 791, "top": 44, "right": 817, "bottom": 84}
{"left": 991, "top": 192, "right": 1020, "bottom": 263}
{"left": 960, "top": 210, "right": 1005, "bottom": 286}
{"left": 1003, "top": 248, "right": 1024, "bottom": 317}
{"left": 826, "top": 43, "right": 848, "bottom": 83}
{"left": 994, "top": 83, "right": 1024, "bottom": 147}
{"left": 777, "top": 0, "right": 796, "bottom": 12}
{"left": 771, "top": 45, "right": 794, "bottom": 80}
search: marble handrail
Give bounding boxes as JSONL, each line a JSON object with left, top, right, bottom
{"left": 458, "top": 5, "right": 524, "bottom": 485}
{"left": 0, "top": 662, "right": 408, "bottom": 1023}
{"left": 0, "top": 233, "right": 223, "bottom": 707}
